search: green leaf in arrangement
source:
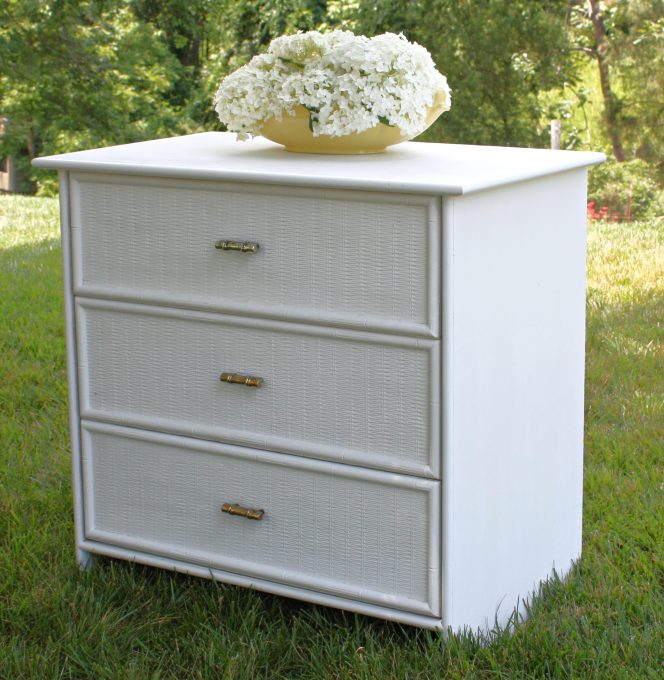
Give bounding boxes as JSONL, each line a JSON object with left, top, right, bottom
{"left": 378, "top": 115, "right": 396, "bottom": 127}
{"left": 305, "top": 105, "right": 320, "bottom": 133}
{"left": 278, "top": 56, "right": 305, "bottom": 69}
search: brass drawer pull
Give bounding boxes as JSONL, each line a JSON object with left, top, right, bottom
{"left": 222, "top": 503, "right": 264, "bottom": 521}
{"left": 220, "top": 372, "right": 263, "bottom": 388}
{"left": 215, "top": 240, "right": 259, "bottom": 253}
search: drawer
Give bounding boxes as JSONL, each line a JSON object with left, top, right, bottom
{"left": 76, "top": 299, "right": 440, "bottom": 477}
{"left": 81, "top": 422, "right": 440, "bottom": 616}
{"left": 70, "top": 173, "right": 440, "bottom": 337}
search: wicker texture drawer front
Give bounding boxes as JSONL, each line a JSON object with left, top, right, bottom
{"left": 72, "top": 175, "right": 440, "bottom": 336}
{"left": 69, "top": 174, "right": 440, "bottom": 336}
{"left": 82, "top": 422, "right": 440, "bottom": 616}
{"left": 76, "top": 299, "right": 440, "bottom": 477}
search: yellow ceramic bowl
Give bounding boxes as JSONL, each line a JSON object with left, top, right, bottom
{"left": 260, "top": 90, "right": 448, "bottom": 154}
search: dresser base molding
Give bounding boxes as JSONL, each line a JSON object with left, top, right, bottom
{"left": 75, "top": 538, "right": 571, "bottom": 633}
{"left": 76, "top": 539, "right": 445, "bottom": 630}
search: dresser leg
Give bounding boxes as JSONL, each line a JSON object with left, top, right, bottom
{"left": 77, "top": 547, "right": 97, "bottom": 571}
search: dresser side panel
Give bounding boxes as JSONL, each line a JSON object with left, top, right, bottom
{"left": 444, "top": 169, "right": 587, "bottom": 632}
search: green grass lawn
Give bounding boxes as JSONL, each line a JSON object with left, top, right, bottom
{"left": 1, "top": 195, "right": 662, "bottom": 679}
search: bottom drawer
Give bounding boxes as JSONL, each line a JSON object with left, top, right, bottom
{"left": 81, "top": 421, "right": 440, "bottom": 616}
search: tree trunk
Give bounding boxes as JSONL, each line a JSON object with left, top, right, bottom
{"left": 27, "top": 124, "right": 36, "bottom": 160}
{"left": 588, "top": 0, "right": 625, "bottom": 161}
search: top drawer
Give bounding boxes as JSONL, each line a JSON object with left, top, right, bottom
{"left": 69, "top": 174, "right": 440, "bottom": 337}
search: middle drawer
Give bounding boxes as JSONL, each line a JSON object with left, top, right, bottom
{"left": 76, "top": 299, "right": 440, "bottom": 477}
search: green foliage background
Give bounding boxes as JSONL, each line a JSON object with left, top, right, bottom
{"left": 1, "top": 0, "right": 663, "bottom": 211}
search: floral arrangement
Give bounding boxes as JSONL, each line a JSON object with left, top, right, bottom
{"left": 214, "top": 30, "right": 451, "bottom": 140}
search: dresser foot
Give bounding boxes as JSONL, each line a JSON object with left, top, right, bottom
{"left": 77, "top": 547, "right": 97, "bottom": 571}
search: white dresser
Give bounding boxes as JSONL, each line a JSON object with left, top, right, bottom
{"left": 34, "top": 134, "right": 604, "bottom": 632}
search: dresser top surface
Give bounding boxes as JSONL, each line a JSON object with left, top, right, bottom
{"left": 33, "top": 131, "right": 604, "bottom": 195}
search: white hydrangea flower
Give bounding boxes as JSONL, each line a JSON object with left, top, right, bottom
{"left": 214, "top": 30, "right": 451, "bottom": 139}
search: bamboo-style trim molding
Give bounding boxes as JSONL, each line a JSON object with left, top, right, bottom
{"left": 59, "top": 171, "right": 94, "bottom": 569}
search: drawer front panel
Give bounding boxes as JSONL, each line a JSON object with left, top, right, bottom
{"left": 70, "top": 174, "right": 439, "bottom": 336}
{"left": 82, "top": 422, "right": 440, "bottom": 616}
{"left": 77, "top": 300, "right": 440, "bottom": 477}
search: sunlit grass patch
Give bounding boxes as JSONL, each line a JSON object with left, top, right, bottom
{"left": 0, "top": 194, "right": 60, "bottom": 250}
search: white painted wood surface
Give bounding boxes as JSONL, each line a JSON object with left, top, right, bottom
{"left": 35, "top": 135, "right": 602, "bottom": 633}
{"left": 441, "top": 170, "right": 588, "bottom": 631}
{"left": 33, "top": 131, "right": 604, "bottom": 195}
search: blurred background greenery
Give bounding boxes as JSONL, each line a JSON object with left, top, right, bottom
{"left": 1, "top": 0, "right": 662, "bottom": 218}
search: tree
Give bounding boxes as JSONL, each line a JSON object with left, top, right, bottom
{"left": 568, "top": 0, "right": 664, "bottom": 171}
{"left": 609, "top": 1, "right": 664, "bottom": 176}
{"left": 322, "top": 0, "right": 578, "bottom": 148}
{"left": 587, "top": 0, "right": 626, "bottom": 160}
{"left": 0, "top": 0, "right": 183, "bottom": 192}
{"left": 130, "top": 0, "right": 212, "bottom": 106}
{"left": 569, "top": 0, "right": 626, "bottom": 161}
{"left": 6, "top": 0, "right": 640, "bottom": 191}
